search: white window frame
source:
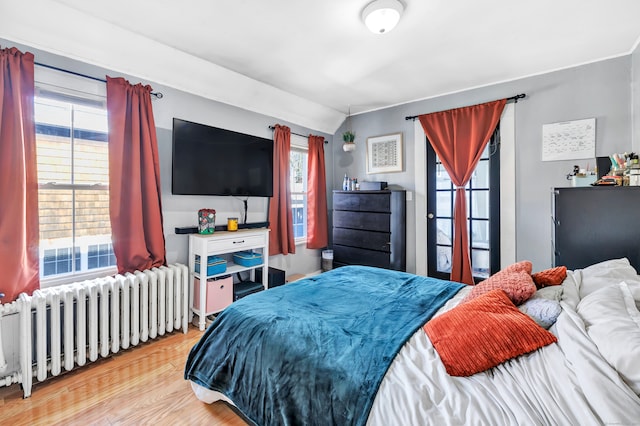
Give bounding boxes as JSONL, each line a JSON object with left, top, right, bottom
{"left": 290, "top": 135, "right": 309, "bottom": 245}
{"left": 35, "top": 66, "right": 117, "bottom": 288}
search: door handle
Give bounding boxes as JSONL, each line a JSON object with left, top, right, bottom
{"left": 427, "top": 213, "right": 434, "bottom": 219}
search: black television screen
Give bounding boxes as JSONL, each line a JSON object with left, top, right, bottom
{"left": 171, "top": 118, "right": 274, "bottom": 197}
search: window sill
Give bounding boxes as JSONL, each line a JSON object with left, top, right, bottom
{"left": 40, "top": 266, "right": 118, "bottom": 289}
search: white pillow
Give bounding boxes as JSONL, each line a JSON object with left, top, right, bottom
{"left": 576, "top": 258, "right": 639, "bottom": 299}
{"left": 518, "top": 298, "right": 562, "bottom": 329}
{"left": 532, "top": 285, "right": 563, "bottom": 302}
{"left": 577, "top": 281, "right": 640, "bottom": 394}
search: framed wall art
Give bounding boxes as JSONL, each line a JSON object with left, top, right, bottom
{"left": 366, "top": 132, "right": 403, "bottom": 174}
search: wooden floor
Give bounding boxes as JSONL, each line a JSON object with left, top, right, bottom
{"left": 0, "top": 326, "right": 247, "bottom": 426}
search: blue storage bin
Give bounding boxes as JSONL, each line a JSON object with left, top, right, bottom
{"left": 194, "top": 255, "right": 227, "bottom": 275}
{"left": 233, "top": 251, "right": 263, "bottom": 267}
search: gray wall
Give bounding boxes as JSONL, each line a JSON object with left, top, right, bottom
{"left": 334, "top": 56, "right": 632, "bottom": 273}
{"left": 1, "top": 37, "right": 334, "bottom": 279}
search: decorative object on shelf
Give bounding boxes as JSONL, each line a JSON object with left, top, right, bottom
{"left": 194, "top": 255, "right": 227, "bottom": 275}
{"left": 366, "top": 132, "right": 403, "bottom": 174}
{"left": 198, "top": 208, "right": 216, "bottom": 234}
{"left": 233, "top": 251, "right": 263, "bottom": 267}
{"left": 227, "top": 217, "right": 239, "bottom": 231}
{"left": 362, "top": 0, "right": 404, "bottom": 34}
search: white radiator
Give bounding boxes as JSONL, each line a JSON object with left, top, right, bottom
{"left": 0, "top": 263, "right": 189, "bottom": 398}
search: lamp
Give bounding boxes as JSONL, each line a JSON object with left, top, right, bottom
{"left": 362, "top": 0, "right": 404, "bottom": 34}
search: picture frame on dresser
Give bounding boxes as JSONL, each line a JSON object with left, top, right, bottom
{"left": 366, "top": 132, "right": 403, "bottom": 174}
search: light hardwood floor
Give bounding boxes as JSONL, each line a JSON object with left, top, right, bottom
{"left": 0, "top": 326, "right": 247, "bottom": 426}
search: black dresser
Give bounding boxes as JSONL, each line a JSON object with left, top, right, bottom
{"left": 553, "top": 186, "right": 640, "bottom": 271}
{"left": 332, "top": 190, "right": 406, "bottom": 271}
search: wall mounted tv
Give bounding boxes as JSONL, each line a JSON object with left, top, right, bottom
{"left": 171, "top": 118, "right": 274, "bottom": 197}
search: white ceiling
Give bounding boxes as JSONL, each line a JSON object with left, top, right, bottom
{"left": 2, "top": 0, "right": 640, "bottom": 133}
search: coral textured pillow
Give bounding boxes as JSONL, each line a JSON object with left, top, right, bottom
{"left": 461, "top": 261, "right": 535, "bottom": 305}
{"left": 424, "top": 289, "right": 557, "bottom": 376}
{"left": 532, "top": 266, "right": 567, "bottom": 288}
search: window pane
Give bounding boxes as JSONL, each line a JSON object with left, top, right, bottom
{"left": 291, "top": 193, "right": 307, "bottom": 239}
{"left": 39, "top": 188, "right": 73, "bottom": 241}
{"left": 290, "top": 150, "right": 306, "bottom": 192}
{"left": 436, "top": 191, "right": 452, "bottom": 217}
{"left": 471, "top": 220, "right": 490, "bottom": 248}
{"left": 472, "top": 160, "right": 489, "bottom": 188}
{"left": 436, "top": 219, "right": 452, "bottom": 244}
{"left": 435, "top": 163, "right": 451, "bottom": 189}
{"left": 35, "top": 100, "right": 73, "bottom": 185}
{"left": 75, "top": 139, "right": 109, "bottom": 185}
{"left": 35, "top": 98, "right": 71, "bottom": 129}
{"left": 75, "top": 189, "right": 112, "bottom": 237}
{"left": 74, "top": 105, "right": 109, "bottom": 133}
{"left": 437, "top": 246, "right": 452, "bottom": 273}
{"left": 471, "top": 190, "right": 489, "bottom": 219}
{"left": 472, "top": 249, "right": 490, "bottom": 279}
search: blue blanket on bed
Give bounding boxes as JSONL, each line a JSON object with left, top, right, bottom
{"left": 184, "top": 265, "right": 463, "bottom": 426}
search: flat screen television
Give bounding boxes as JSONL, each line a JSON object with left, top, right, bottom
{"left": 172, "top": 118, "right": 273, "bottom": 197}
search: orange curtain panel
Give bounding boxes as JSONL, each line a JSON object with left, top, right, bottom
{"left": 418, "top": 99, "right": 506, "bottom": 285}
{"left": 306, "top": 134, "right": 328, "bottom": 249}
{"left": 0, "top": 47, "right": 39, "bottom": 303}
{"left": 106, "top": 76, "right": 166, "bottom": 274}
{"left": 268, "top": 124, "right": 295, "bottom": 256}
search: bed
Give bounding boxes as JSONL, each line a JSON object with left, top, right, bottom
{"left": 184, "top": 260, "right": 640, "bottom": 425}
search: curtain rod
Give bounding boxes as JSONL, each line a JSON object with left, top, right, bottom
{"left": 35, "top": 62, "right": 164, "bottom": 99}
{"left": 268, "top": 125, "right": 329, "bottom": 144}
{"left": 404, "top": 93, "right": 526, "bottom": 121}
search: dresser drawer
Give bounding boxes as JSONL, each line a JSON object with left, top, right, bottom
{"left": 333, "top": 228, "right": 391, "bottom": 252}
{"left": 206, "top": 234, "right": 265, "bottom": 252}
{"left": 333, "top": 245, "right": 391, "bottom": 269}
{"left": 334, "top": 192, "right": 391, "bottom": 213}
{"left": 333, "top": 211, "right": 390, "bottom": 232}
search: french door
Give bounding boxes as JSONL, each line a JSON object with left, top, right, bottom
{"left": 426, "top": 127, "right": 501, "bottom": 282}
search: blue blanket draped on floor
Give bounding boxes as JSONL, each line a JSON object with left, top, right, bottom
{"left": 184, "top": 265, "right": 464, "bottom": 426}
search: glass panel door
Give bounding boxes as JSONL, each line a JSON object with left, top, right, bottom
{"left": 426, "top": 128, "right": 500, "bottom": 282}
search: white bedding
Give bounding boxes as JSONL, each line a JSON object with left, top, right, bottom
{"left": 191, "top": 259, "right": 640, "bottom": 425}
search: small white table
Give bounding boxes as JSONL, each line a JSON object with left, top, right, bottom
{"left": 188, "top": 228, "right": 270, "bottom": 331}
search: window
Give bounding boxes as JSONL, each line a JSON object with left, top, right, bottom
{"left": 290, "top": 141, "right": 308, "bottom": 242}
{"left": 35, "top": 85, "right": 116, "bottom": 283}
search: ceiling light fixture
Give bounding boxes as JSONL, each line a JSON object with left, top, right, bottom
{"left": 362, "top": 0, "right": 404, "bottom": 34}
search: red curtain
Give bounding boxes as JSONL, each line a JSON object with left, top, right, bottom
{"left": 418, "top": 99, "right": 506, "bottom": 285}
{"left": 306, "top": 135, "right": 328, "bottom": 249}
{"left": 268, "top": 125, "right": 295, "bottom": 255}
{"left": 0, "top": 47, "right": 39, "bottom": 303}
{"left": 106, "top": 76, "right": 166, "bottom": 273}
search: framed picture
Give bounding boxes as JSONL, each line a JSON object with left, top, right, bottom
{"left": 366, "top": 132, "right": 403, "bottom": 174}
